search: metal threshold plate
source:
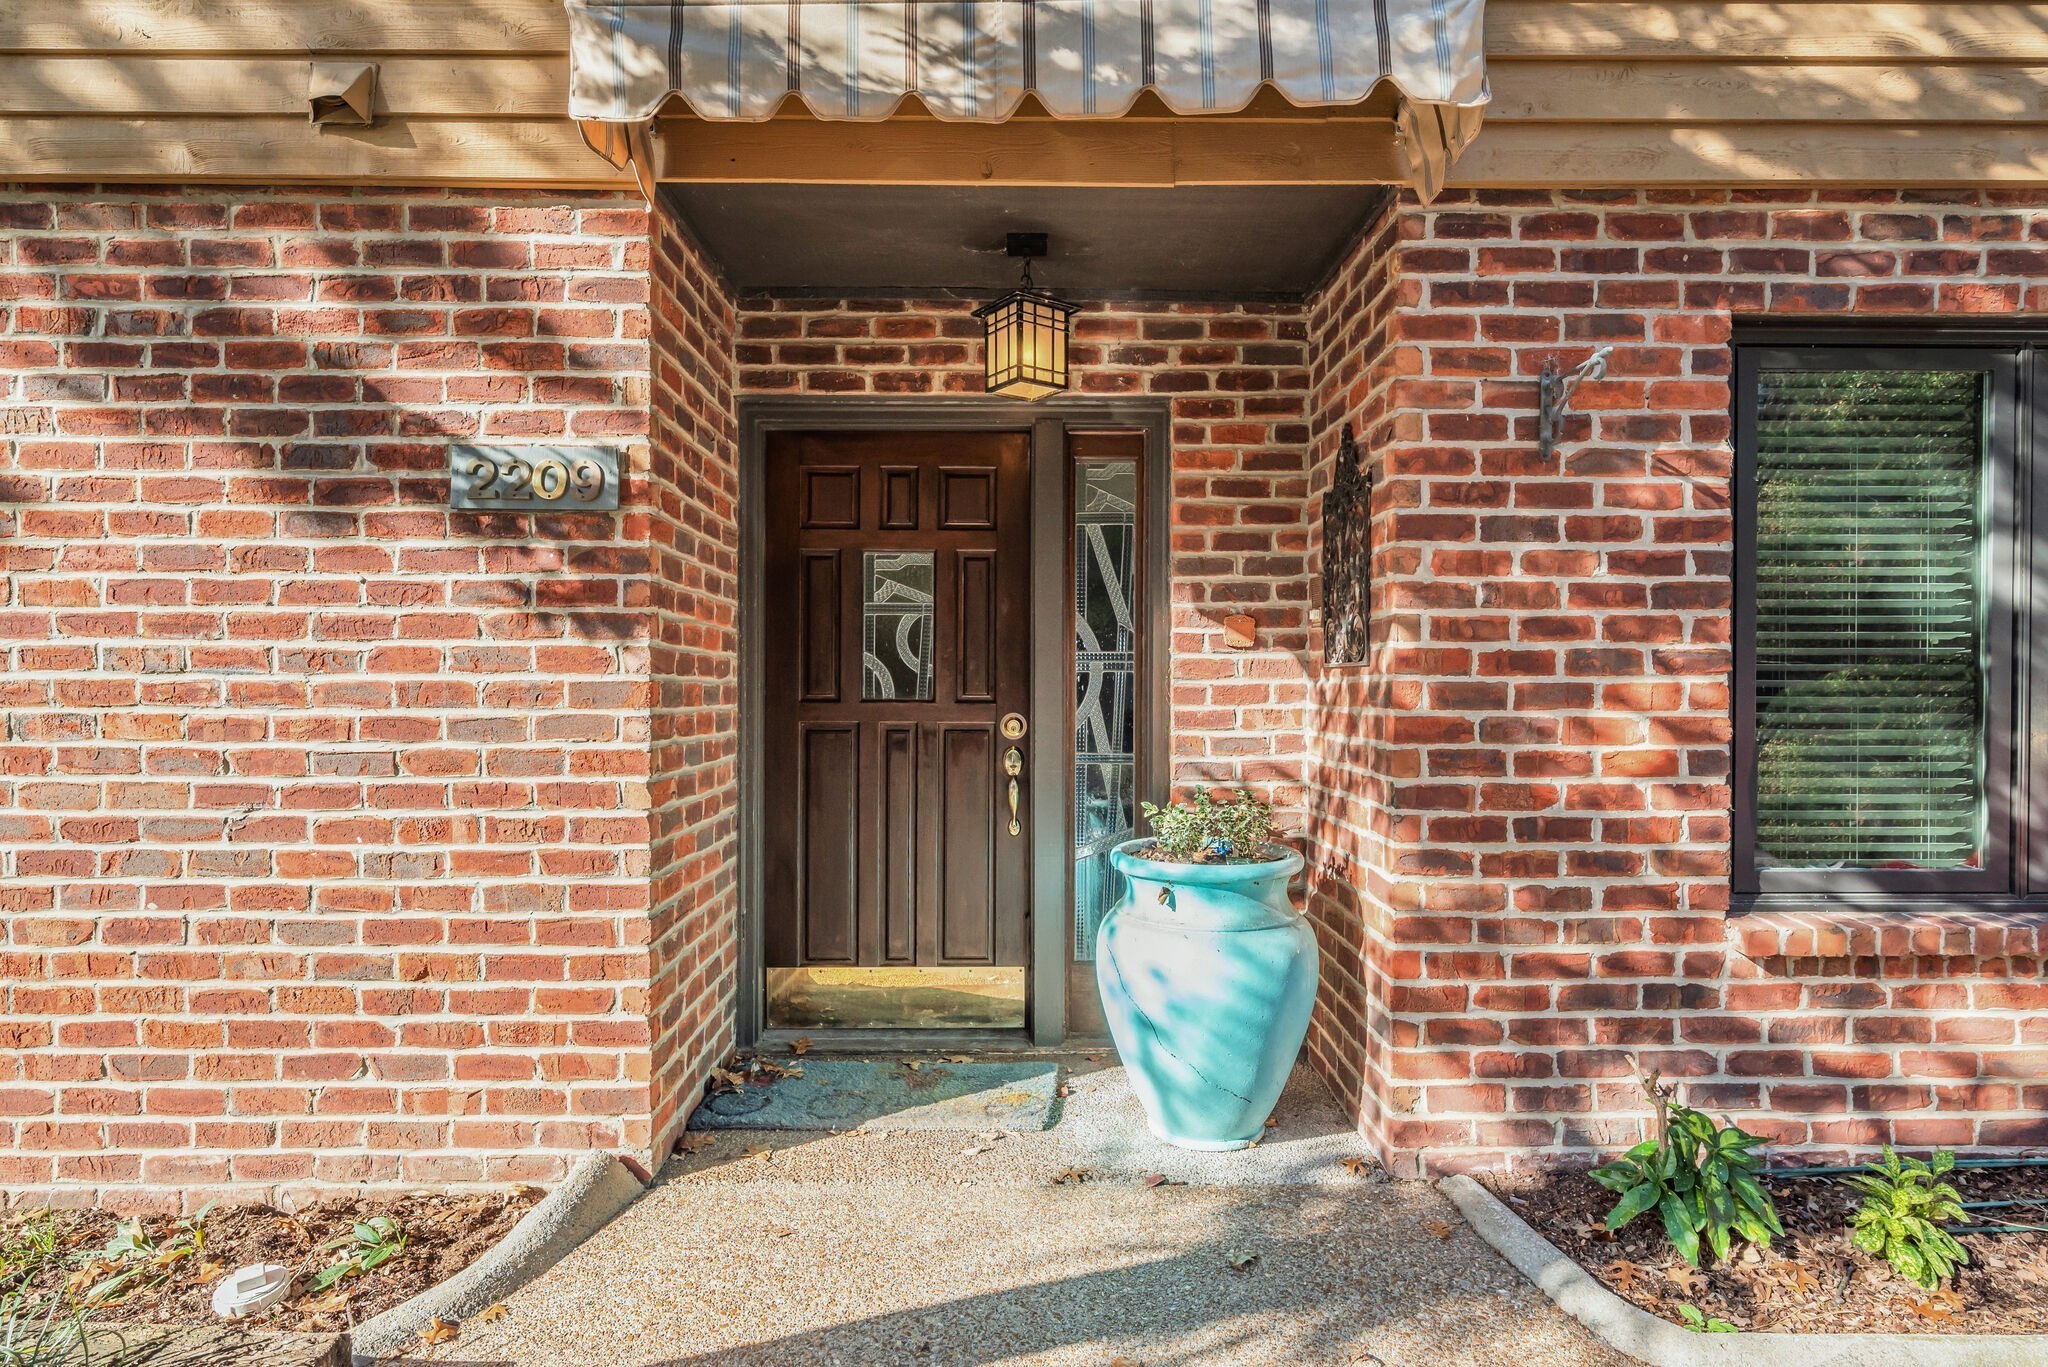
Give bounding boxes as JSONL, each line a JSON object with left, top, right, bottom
{"left": 767, "top": 966, "right": 1026, "bottom": 1029}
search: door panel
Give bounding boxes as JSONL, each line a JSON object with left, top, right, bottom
{"left": 764, "top": 430, "right": 1032, "bottom": 1027}
{"left": 797, "top": 723, "right": 858, "bottom": 964}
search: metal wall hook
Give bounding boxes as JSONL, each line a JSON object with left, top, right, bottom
{"left": 1537, "top": 345, "right": 1614, "bottom": 462}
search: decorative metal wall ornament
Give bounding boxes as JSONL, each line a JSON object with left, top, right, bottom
{"left": 975, "top": 233, "right": 1079, "bottom": 401}
{"left": 1320, "top": 425, "right": 1373, "bottom": 668}
{"left": 1537, "top": 345, "right": 1614, "bottom": 461}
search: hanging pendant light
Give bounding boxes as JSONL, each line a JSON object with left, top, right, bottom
{"left": 974, "top": 233, "right": 1078, "bottom": 401}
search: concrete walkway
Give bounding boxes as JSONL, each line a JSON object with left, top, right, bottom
{"left": 424, "top": 1063, "right": 1628, "bottom": 1367}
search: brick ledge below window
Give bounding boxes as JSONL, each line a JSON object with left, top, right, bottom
{"left": 1730, "top": 902, "right": 2048, "bottom": 960}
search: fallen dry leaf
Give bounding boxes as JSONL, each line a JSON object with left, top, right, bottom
{"left": 706, "top": 1067, "right": 746, "bottom": 1096}
{"left": 301, "top": 1288, "right": 351, "bottom": 1315}
{"left": 942, "top": 1054, "right": 974, "bottom": 1064}
{"left": 1665, "top": 1264, "right": 1704, "bottom": 1295}
{"left": 1910, "top": 1298, "right": 1960, "bottom": 1324}
{"left": 1228, "top": 1251, "right": 1260, "bottom": 1272}
{"left": 744, "top": 1143, "right": 773, "bottom": 1161}
{"left": 1340, "top": 1157, "right": 1373, "bottom": 1177}
{"left": 961, "top": 1143, "right": 995, "bottom": 1158}
{"left": 1141, "top": 1173, "right": 1170, "bottom": 1188}
{"left": 762, "top": 1223, "right": 796, "bottom": 1239}
{"left": 1424, "top": 1218, "right": 1455, "bottom": 1241}
{"left": 191, "top": 1259, "right": 227, "bottom": 1285}
{"left": 1604, "top": 1258, "right": 1647, "bottom": 1294}
{"left": 418, "top": 1318, "right": 460, "bottom": 1346}
{"left": 1052, "top": 1168, "right": 1091, "bottom": 1186}
{"left": 677, "top": 1133, "right": 714, "bottom": 1154}
{"left": 789, "top": 1036, "right": 812, "bottom": 1056}
{"left": 1264, "top": 1116, "right": 1279, "bottom": 1128}
{"left": 475, "top": 1303, "right": 509, "bottom": 1323}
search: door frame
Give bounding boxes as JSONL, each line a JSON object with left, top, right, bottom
{"left": 737, "top": 396, "right": 1172, "bottom": 1048}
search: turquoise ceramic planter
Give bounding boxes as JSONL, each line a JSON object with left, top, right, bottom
{"left": 1095, "top": 838, "right": 1317, "bottom": 1151}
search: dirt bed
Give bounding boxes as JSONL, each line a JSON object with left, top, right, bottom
{"left": 1485, "top": 1166, "right": 2048, "bottom": 1334}
{"left": 3, "top": 1189, "right": 534, "bottom": 1336}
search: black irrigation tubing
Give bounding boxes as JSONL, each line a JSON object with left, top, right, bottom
{"left": 1753, "top": 1157, "right": 2048, "bottom": 1237}
{"left": 1766, "top": 1156, "right": 2048, "bottom": 1179}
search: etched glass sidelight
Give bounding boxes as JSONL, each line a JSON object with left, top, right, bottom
{"left": 1073, "top": 461, "right": 1138, "bottom": 960}
{"left": 862, "top": 550, "right": 935, "bottom": 702}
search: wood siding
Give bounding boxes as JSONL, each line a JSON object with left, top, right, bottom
{"left": 2, "top": 1, "right": 2045, "bottom": 186}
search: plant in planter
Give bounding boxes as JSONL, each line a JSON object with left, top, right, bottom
{"left": 1843, "top": 1147, "right": 1970, "bottom": 1289}
{"left": 1095, "top": 788, "right": 1316, "bottom": 1151}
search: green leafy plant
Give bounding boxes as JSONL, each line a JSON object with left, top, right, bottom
{"left": 1590, "top": 1069, "right": 1783, "bottom": 1267}
{"left": 81, "top": 1204, "right": 213, "bottom": 1307}
{"left": 1676, "top": 1304, "right": 1739, "bottom": 1334}
{"left": 1139, "top": 788, "right": 1281, "bottom": 863}
{"left": 0, "top": 1212, "right": 92, "bottom": 1367}
{"left": 311, "top": 1216, "right": 407, "bottom": 1293}
{"left": 1843, "top": 1146, "right": 1970, "bottom": 1289}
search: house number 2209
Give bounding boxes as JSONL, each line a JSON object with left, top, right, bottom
{"left": 449, "top": 444, "right": 621, "bottom": 512}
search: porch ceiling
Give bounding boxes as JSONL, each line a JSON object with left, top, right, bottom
{"left": 665, "top": 183, "right": 1391, "bottom": 301}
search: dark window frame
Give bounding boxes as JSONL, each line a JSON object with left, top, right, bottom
{"left": 1732, "top": 334, "right": 2045, "bottom": 910}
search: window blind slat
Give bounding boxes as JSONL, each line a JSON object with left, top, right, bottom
{"left": 1752, "top": 368, "right": 1988, "bottom": 872}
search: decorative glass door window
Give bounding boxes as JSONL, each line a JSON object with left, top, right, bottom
{"left": 862, "top": 550, "right": 935, "bottom": 701}
{"left": 1073, "top": 460, "right": 1138, "bottom": 960}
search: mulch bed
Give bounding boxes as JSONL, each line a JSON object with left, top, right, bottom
{"left": 1485, "top": 1166, "right": 2048, "bottom": 1334}
{"left": 4, "top": 1189, "right": 534, "bottom": 1336}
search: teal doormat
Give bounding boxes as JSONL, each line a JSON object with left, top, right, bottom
{"left": 688, "top": 1059, "right": 1061, "bottom": 1132}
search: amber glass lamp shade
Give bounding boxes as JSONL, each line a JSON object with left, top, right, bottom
{"left": 974, "top": 286, "right": 1078, "bottom": 400}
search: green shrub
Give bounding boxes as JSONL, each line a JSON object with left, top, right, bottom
{"left": 1843, "top": 1146, "right": 1970, "bottom": 1289}
{"left": 1591, "top": 1077, "right": 1783, "bottom": 1267}
{"left": 1139, "top": 788, "right": 1280, "bottom": 862}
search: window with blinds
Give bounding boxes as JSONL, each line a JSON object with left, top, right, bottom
{"left": 1748, "top": 364, "right": 1993, "bottom": 877}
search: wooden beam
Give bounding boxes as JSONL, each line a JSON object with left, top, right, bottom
{"left": 1487, "top": 4, "right": 2048, "bottom": 61}
{"left": 22, "top": 0, "right": 2048, "bottom": 64}
{"left": 0, "top": 116, "right": 631, "bottom": 185}
{"left": 1452, "top": 121, "right": 2048, "bottom": 184}
{"left": 0, "top": 1, "right": 567, "bottom": 54}
{"left": 1489, "top": 62, "right": 2048, "bottom": 123}
{"left": 652, "top": 114, "right": 1408, "bottom": 186}
{"left": 0, "top": 56, "right": 573, "bottom": 117}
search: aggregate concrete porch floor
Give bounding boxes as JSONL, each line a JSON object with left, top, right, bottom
{"left": 428, "top": 1064, "right": 1628, "bottom": 1367}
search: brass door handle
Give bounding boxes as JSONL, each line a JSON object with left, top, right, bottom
{"left": 1004, "top": 745, "right": 1023, "bottom": 836}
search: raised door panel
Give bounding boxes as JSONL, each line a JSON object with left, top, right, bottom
{"left": 934, "top": 723, "right": 997, "bottom": 964}
{"left": 878, "top": 722, "right": 918, "bottom": 964}
{"left": 798, "top": 723, "right": 859, "bottom": 964}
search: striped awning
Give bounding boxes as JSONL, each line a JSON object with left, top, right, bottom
{"left": 564, "top": 0, "right": 1489, "bottom": 198}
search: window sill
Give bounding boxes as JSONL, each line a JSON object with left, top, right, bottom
{"left": 1729, "top": 898, "right": 2048, "bottom": 960}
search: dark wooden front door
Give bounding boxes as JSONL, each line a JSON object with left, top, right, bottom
{"left": 762, "top": 431, "right": 1032, "bottom": 1013}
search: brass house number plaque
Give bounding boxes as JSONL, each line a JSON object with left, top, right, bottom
{"left": 450, "top": 445, "right": 620, "bottom": 512}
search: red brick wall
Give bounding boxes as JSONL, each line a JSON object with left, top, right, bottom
{"left": 1305, "top": 188, "right": 2048, "bottom": 1176}
{"left": 643, "top": 208, "right": 740, "bottom": 1164}
{"left": 1298, "top": 199, "right": 1407, "bottom": 1162}
{"left": 0, "top": 186, "right": 693, "bottom": 1208}
{"left": 734, "top": 296, "right": 1317, "bottom": 814}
